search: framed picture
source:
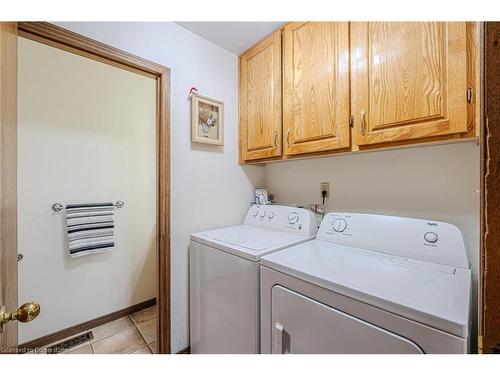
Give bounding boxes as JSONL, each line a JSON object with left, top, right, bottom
{"left": 191, "top": 94, "right": 224, "bottom": 145}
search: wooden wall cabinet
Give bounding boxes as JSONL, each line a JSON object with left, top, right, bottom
{"left": 239, "top": 30, "right": 282, "bottom": 162}
{"left": 238, "top": 22, "right": 480, "bottom": 164}
{"left": 351, "top": 22, "right": 469, "bottom": 146}
{"left": 282, "top": 22, "right": 350, "bottom": 155}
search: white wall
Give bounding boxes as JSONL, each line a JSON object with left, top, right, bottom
{"left": 18, "top": 37, "right": 158, "bottom": 343}
{"left": 53, "top": 22, "right": 263, "bottom": 352}
{"left": 264, "top": 141, "right": 480, "bottom": 351}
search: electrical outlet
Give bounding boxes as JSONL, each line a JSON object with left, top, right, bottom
{"left": 320, "top": 182, "right": 330, "bottom": 198}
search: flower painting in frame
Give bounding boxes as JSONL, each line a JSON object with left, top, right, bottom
{"left": 191, "top": 94, "right": 224, "bottom": 145}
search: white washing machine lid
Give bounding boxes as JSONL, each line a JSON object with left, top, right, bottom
{"left": 190, "top": 225, "right": 315, "bottom": 261}
{"left": 261, "top": 240, "right": 471, "bottom": 338}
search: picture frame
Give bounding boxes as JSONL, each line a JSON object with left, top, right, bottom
{"left": 190, "top": 94, "right": 224, "bottom": 145}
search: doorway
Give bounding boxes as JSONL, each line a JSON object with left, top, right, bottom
{"left": 0, "top": 22, "right": 171, "bottom": 354}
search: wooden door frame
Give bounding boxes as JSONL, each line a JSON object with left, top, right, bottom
{"left": 0, "top": 21, "right": 19, "bottom": 353}
{"left": 480, "top": 22, "right": 500, "bottom": 354}
{"left": 15, "top": 22, "right": 171, "bottom": 353}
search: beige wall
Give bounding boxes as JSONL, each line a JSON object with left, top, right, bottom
{"left": 17, "top": 37, "right": 157, "bottom": 343}
{"left": 264, "top": 141, "right": 480, "bottom": 351}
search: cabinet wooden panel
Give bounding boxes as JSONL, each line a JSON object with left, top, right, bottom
{"left": 239, "top": 30, "right": 281, "bottom": 162}
{"left": 283, "top": 22, "right": 350, "bottom": 155}
{"left": 351, "top": 22, "right": 469, "bottom": 146}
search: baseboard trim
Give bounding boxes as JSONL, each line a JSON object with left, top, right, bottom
{"left": 176, "top": 345, "right": 190, "bottom": 354}
{"left": 19, "top": 298, "right": 156, "bottom": 350}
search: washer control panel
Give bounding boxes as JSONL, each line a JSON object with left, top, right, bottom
{"left": 317, "top": 212, "right": 469, "bottom": 269}
{"left": 244, "top": 205, "right": 317, "bottom": 237}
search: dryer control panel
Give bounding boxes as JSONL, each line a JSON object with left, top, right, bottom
{"left": 317, "top": 212, "right": 469, "bottom": 269}
{"left": 244, "top": 205, "right": 317, "bottom": 237}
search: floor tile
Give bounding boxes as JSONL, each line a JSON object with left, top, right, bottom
{"left": 92, "top": 326, "right": 146, "bottom": 354}
{"left": 130, "top": 306, "right": 156, "bottom": 325}
{"left": 136, "top": 318, "right": 156, "bottom": 344}
{"left": 132, "top": 346, "right": 151, "bottom": 354}
{"left": 30, "top": 305, "right": 157, "bottom": 355}
{"left": 66, "top": 344, "right": 93, "bottom": 354}
{"left": 91, "top": 316, "right": 134, "bottom": 342}
{"left": 148, "top": 341, "right": 157, "bottom": 354}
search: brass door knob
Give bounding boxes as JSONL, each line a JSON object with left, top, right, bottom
{"left": 0, "top": 302, "right": 40, "bottom": 331}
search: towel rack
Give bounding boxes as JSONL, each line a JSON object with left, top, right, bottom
{"left": 51, "top": 200, "right": 125, "bottom": 213}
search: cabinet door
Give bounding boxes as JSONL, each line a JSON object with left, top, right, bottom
{"left": 283, "top": 22, "right": 350, "bottom": 156}
{"left": 239, "top": 30, "right": 281, "bottom": 162}
{"left": 351, "top": 22, "right": 468, "bottom": 146}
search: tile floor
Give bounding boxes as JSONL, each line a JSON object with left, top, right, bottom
{"left": 31, "top": 305, "right": 157, "bottom": 354}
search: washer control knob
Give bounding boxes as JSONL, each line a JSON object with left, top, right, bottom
{"left": 268, "top": 212, "right": 275, "bottom": 219}
{"left": 260, "top": 210, "right": 266, "bottom": 218}
{"left": 288, "top": 212, "right": 300, "bottom": 225}
{"left": 252, "top": 210, "right": 258, "bottom": 218}
{"left": 332, "top": 218, "right": 348, "bottom": 233}
{"left": 424, "top": 232, "right": 438, "bottom": 243}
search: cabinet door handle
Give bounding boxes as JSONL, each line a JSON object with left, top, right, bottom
{"left": 360, "top": 110, "right": 366, "bottom": 136}
{"left": 286, "top": 128, "right": 292, "bottom": 146}
{"left": 273, "top": 322, "right": 284, "bottom": 354}
{"left": 273, "top": 130, "right": 278, "bottom": 149}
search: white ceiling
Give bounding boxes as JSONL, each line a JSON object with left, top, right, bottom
{"left": 176, "top": 22, "right": 285, "bottom": 54}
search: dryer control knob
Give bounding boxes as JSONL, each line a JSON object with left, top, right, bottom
{"left": 260, "top": 210, "right": 266, "bottom": 218}
{"left": 332, "top": 218, "right": 348, "bottom": 233}
{"left": 424, "top": 232, "right": 438, "bottom": 243}
{"left": 288, "top": 212, "right": 299, "bottom": 224}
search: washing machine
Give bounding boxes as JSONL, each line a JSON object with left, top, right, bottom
{"left": 189, "top": 204, "right": 317, "bottom": 353}
{"left": 260, "top": 212, "right": 471, "bottom": 354}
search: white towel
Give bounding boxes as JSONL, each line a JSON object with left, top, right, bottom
{"left": 66, "top": 203, "right": 115, "bottom": 257}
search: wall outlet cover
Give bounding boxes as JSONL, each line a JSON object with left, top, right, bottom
{"left": 320, "top": 182, "right": 330, "bottom": 198}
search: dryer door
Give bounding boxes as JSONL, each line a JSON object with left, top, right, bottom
{"left": 271, "top": 285, "right": 424, "bottom": 354}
